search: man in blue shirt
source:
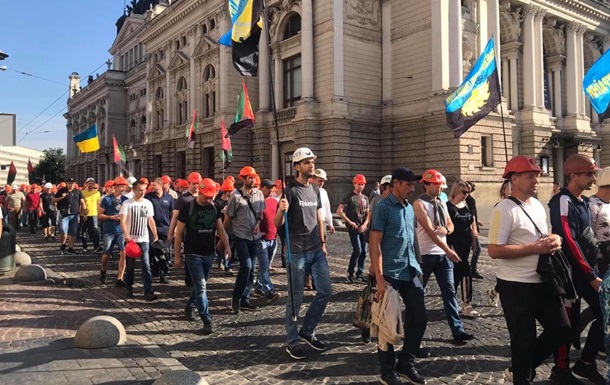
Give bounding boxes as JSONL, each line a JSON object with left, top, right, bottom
{"left": 145, "top": 178, "right": 174, "bottom": 284}
{"left": 98, "top": 177, "right": 129, "bottom": 286}
{"left": 370, "top": 167, "right": 427, "bottom": 385}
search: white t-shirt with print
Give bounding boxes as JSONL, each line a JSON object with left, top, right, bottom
{"left": 119, "top": 198, "right": 154, "bottom": 243}
{"left": 488, "top": 197, "right": 548, "bottom": 283}
{"left": 589, "top": 195, "right": 610, "bottom": 243}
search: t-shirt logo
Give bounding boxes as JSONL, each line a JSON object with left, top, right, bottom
{"left": 189, "top": 208, "right": 216, "bottom": 234}
{"left": 136, "top": 206, "right": 148, "bottom": 218}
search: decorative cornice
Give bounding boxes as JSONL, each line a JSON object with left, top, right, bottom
{"left": 141, "top": 0, "right": 207, "bottom": 44}
{"left": 391, "top": 17, "right": 431, "bottom": 41}
{"left": 344, "top": 24, "right": 382, "bottom": 44}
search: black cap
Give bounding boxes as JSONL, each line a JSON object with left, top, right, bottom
{"left": 391, "top": 167, "right": 421, "bottom": 182}
{"left": 66, "top": 177, "right": 75, "bottom": 183}
{"left": 260, "top": 179, "right": 275, "bottom": 188}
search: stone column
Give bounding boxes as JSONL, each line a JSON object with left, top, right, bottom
{"left": 566, "top": 22, "right": 579, "bottom": 116}
{"left": 552, "top": 67, "right": 563, "bottom": 118}
{"left": 449, "top": 0, "right": 463, "bottom": 87}
{"left": 502, "top": 58, "right": 509, "bottom": 101}
{"left": 488, "top": 0, "right": 501, "bottom": 76}
{"left": 522, "top": 6, "right": 536, "bottom": 108}
{"left": 219, "top": 8, "right": 230, "bottom": 110}
{"left": 165, "top": 45, "right": 171, "bottom": 127}
{"left": 259, "top": 19, "right": 270, "bottom": 111}
{"left": 274, "top": 53, "right": 283, "bottom": 110}
{"left": 534, "top": 9, "right": 546, "bottom": 109}
{"left": 431, "top": 0, "right": 449, "bottom": 91}
{"left": 603, "top": 36, "right": 610, "bottom": 53}
{"left": 271, "top": 142, "right": 279, "bottom": 180}
{"left": 577, "top": 29, "right": 587, "bottom": 116}
{"left": 301, "top": 0, "right": 314, "bottom": 99}
{"left": 334, "top": 0, "right": 346, "bottom": 98}
{"left": 509, "top": 56, "right": 519, "bottom": 111}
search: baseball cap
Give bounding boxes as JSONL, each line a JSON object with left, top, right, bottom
{"left": 260, "top": 179, "right": 275, "bottom": 188}
{"left": 86, "top": 177, "right": 95, "bottom": 183}
{"left": 391, "top": 167, "right": 421, "bottom": 182}
{"left": 66, "top": 177, "right": 76, "bottom": 183}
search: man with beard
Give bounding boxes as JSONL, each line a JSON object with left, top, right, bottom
{"left": 275, "top": 147, "right": 332, "bottom": 360}
{"left": 548, "top": 154, "right": 605, "bottom": 385}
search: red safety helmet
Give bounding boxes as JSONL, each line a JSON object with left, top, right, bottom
{"left": 238, "top": 166, "right": 257, "bottom": 180}
{"left": 104, "top": 180, "right": 115, "bottom": 188}
{"left": 220, "top": 178, "right": 234, "bottom": 192}
{"left": 140, "top": 177, "right": 149, "bottom": 185}
{"left": 352, "top": 174, "right": 367, "bottom": 184}
{"left": 502, "top": 156, "right": 542, "bottom": 179}
{"left": 125, "top": 240, "right": 142, "bottom": 259}
{"left": 198, "top": 178, "right": 218, "bottom": 198}
{"left": 563, "top": 154, "right": 600, "bottom": 175}
{"left": 161, "top": 175, "right": 172, "bottom": 184}
{"left": 113, "top": 176, "right": 129, "bottom": 186}
{"left": 187, "top": 172, "right": 203, "bottom": 184}
{"left": 178, "top": 179, "right": 190, "bottom": 188}
{"left": 420, "top": 169, "right": 444, "bottom": 184}
{"left": 254, "top": 175, "right": 261, "bottom": 188}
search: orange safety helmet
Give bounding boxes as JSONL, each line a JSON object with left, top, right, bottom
{"left": 238, "top": 166, "right": 257, "bottom": 180}
{"left": 563, "top": 154, "right": 601, "bottom": 175}
{"left": 140, "top": 177, "right": 149, "bottom": 185}
{"left": 104, "top": 180, "right": 115, "bottom": 188}
{"left": 352, "top": 174, "right": 367, "bottom": 184}
{"left": 502, "top": 156, "right": 542, "bottom": 179}
{"left": 178, "top": 179, "right": 190, "bottom": 189}
{"left": 275, "top": 179, "right": 283, "bottom": 191}
{"left": 173, "top": 178, "right": 182, "bottom": 186}
{"left": 125, "top": 240, "right": 142, "bottom": 259}
{"left": 161, "top": 175, "right": 172, "bottom": 184}
{"left": 187, "top": 172, "right": 203, "bottom": 184}
{"left": 113, "top": 176, "right": 129, "bottom": 186}
{"left": 227, "top": 176, "right": 235, "bottom": 182}
{"left": 254, "top": 175, "right": 261, "bottom": 188}
{"left": 420, "top": 169, "right": 444, "bottom": 184}
{"left": 198, "top": 178, "right": 218, "bottom": 199}
{"left": 220, "top": 178, "right": 235, "bottom": 192}
{"left": 215, "top": 181, "right": 221, "bottom": 191}
{"left": 58, "top": 182, "right": 67, "bottom": 188}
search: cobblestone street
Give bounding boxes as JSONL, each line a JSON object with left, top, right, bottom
{"left": 0, "top": 231, "right": 606, "bottom": 384}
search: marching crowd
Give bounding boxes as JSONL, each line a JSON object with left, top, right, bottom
{"left": 1, "top": 148, "right": 608, "bottom": 385}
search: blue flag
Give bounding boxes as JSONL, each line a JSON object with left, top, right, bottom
{"left": 583, "top": 49, "right": 610, "bottom": 119}
{"left": 73, "top": 124, "right": 100, "bottom": 153}
{"left": 445, "top": 37, "right": 501, "bottom": 138}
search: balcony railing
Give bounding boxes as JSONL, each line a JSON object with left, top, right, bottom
{"left": 276, "top": 107, "right": 297, "bottom": 123}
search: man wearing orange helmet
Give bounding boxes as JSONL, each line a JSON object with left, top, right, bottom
{"left": 414, "top": 169, "right": 474, "bottom": 344}
{"left": 224, "top": 166, "right": 265, "bottom": 313}
{"left": 548, "top": 154, "right": 605, "bottom": 385}
{"left": 161, "top": 175, "right": 178, "bottom": 200}
{"left": 489, "top": 155, "right": 569, "bottom": 385}
{"left": 145, "top": 178, "right": 174, "bottom": 284}
{"left": 213, "top": 177, "right": 235, "bottom": 274}
{"left": 98, "top": 177, "right": 129, "bottom": 286}
{"left": 337, "top": 173, "right": 371, "bottom": 283}
{"left": 174, "top": 178, "right": 231, "bottom": 335}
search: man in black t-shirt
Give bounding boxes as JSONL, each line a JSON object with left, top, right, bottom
{"left": 39, "top": 182, "right": 57, "bottom": 240}
{"left": 174, "top": 178, "right": 231, "bottom": 335}
{"left": 275, "top": 147, "right": 332, "bottom": 361}
{"left": 53, "top": 178, "right": 85, "bottom": 254}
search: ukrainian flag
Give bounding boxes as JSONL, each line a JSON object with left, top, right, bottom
{"left": 73, "top": 124, "right": 100, "bottom": 153}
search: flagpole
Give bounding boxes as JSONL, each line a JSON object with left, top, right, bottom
{"left": 499, "top": 101, "right": 509, "bottom": 164}
{"left": 262, "top": 1, "right": 296, "bottom": 322}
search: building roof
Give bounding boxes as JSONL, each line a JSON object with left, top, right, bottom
{"left": 116, "top": 0, "right": 172, "bottom": 34}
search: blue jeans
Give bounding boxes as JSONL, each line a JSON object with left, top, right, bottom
{"left": 103, "top": 232, "right": 125, "bottom": 254}
{"left": 285, "top": 249, "right": 333, "bottom": 347}
{"left": 348, "top": 230, "right": 367, "bottom": 277}
{"left": 185, "top": 254, "right": 214, "bottom": 322}
{"left": 421, "top": 254, "right": 465, "bottom": 337}
{"left": 256, "top": 239, "right": 277, "bottom": 294}
{"left": 378, "top": 276, "right": 428, "bottom": 376}
{"left": 233, "top": 237, "right": 258, "bottom": 302}
{"left": 125, "top": 241, "right": 152, "bottom": 294}
{"left": 60, "top": 214, "right": 79, "bottom": 237}
{"left": 81, "top": 216, "right": 100, "bottom": 249}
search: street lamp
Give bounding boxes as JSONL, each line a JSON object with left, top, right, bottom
{"left": 0, "top": 50, "right": 8, "bottom": 60}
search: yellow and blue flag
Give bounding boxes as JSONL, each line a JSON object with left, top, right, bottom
{"left": 73, "top": 124, "right": 100, "bottom": 153}
{"left": 445, "top": 37, "right": 501, "bottom": 138}
{"left": 219, "top": 0, "right": 264, "bottom": 76}
{"left": 584, "top": 49, "right": 610, "bottom": 119}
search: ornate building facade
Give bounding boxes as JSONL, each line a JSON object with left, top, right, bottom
{"left": 66, "top": 0, "right": 610, "bottom": 206}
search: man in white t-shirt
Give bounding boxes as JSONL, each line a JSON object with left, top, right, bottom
{"left": 120, "top": 180, "right": 159, "bottom": 301}
{"left": 488, "top": 155, "right": 570, "bottom": 385}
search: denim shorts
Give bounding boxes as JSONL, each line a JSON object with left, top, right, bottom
{"left": 60, "top": 214, "right": 79, "bottom": 237}
{"left": 103, "top": 232, "right": 125, "bottom": 254}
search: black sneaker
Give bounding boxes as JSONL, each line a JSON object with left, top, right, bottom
{"left": 231, "top": 299, "right": 240, "bottom": 314}
{"left": 144, "top": 292, "right": 158, "bottom": 302}
{"left": 355, "top": 275, "right": 368, "bottom": 284}
{"left": 472, "top": 271, "right": 484, "bottom": 279}
{"left": 298, "top": 330, "right": 326, "bottom": 351}
{"left": 115, "top": 279, "right": 126, "bottom": 287}
{"left": 413, "top": 348, "right": 431, "bottom": 358}
{"left": 159, "top": 276, "right": 170, "bottom": 284}
{"left": 100, "top": 270, "right": 107, "bottom": 283}
{"left": 82, "top": 248, "right": 88, "bottom": 253}
{"left": 51, "top": 235, "right": 56, "bottom": 241}
{"left": 572, "top": 359, "right": 605, "bottom": 385}
{"left": 380, "top": 371, "right": 405, "bottom": 385}
{"left": 60, "top": 243, "right": 66, "bottom": 255}
{"left": 94, "top": 246, "right": 104, "bottom": 253}
{"left": 240, "top": 301, "right": 258, "bottom": 311}
{"left": 184, "top": 306, "right": 196, "bottom": 321}
{"left": 202, "top": 320, "right": 213, "bottom": 336}
{"left": 549, "top": 367, "right": 584, "bottom": 385}
{"left": 265, "top": 291, "right": 281, "bottom": 304}
{"left": 67, "top": 247, "right": 77, "bottom": 254}
{"left": 225, "top": 268, "right": 235, "bottom": 276}
{"left": 454, "top": 332, "right": 475, "bottom": 342}
{"left": 286, "top": 344, "right": 308, "bottom": 360}
{"left": 252, "top": 289, "right": 266, "bottom": 298}
{"left": 361, "top": 328, "right": 371, "bottom": 343}
{"left": 126, "top": 289, "right": 134, "bottom": 298}
{"left": 396, "top": 366, "right": 427, "bottom": 384}
{"left": 346, "top": 275, "right": 355, "bottom": 284}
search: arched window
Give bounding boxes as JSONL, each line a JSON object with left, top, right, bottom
{"left": 283, "top": 14, "right": 301, "bottom": 40}
{"left": 155, "top": 87, "right": 165, "bottom": 130}
{"left": 202, "top": 65, "right": 216, "bottom": 118}
{"left": 176, "top": 77, "right": 188, "bottom": 125}
{"left": 209, "top": 18, "right": 216, "bottom": 30}
{"left": 201, "top": 24, "right": 208, "bottom": 35}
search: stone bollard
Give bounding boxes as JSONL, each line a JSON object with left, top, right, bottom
{"left": 14, "top": 264, "right": 46, "bottom": 282}
{"left": 152, "top": 370, "right": 208, "bottom": 385}
{"left": 13, "top": 251, "right": 31, "bottom": 266}
{"left": 15, "top": 244, "right": 21, "bottom": 252}
{"left": 74, "top": 316, "right": 127, "bottom": 349}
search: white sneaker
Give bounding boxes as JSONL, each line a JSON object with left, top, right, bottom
{"left": 487, "top": 288, "right": 499, "bottom": 307}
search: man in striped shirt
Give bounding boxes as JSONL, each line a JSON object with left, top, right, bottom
{"left": 120, "top": 180, "right": 159, "bottom": 301}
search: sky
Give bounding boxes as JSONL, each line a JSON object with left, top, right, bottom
{"left": 0, "top": 1, "right": 126, "bottom": 152}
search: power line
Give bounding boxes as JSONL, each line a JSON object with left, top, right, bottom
{"left": 3, "top": 68, "right": 66, "bottom": 86}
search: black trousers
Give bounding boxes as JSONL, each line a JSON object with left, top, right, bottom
{"left": 497, "top": 278, "right": 571, "bottom": 385}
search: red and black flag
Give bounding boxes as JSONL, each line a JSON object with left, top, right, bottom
{"left": 227, "top": 82, "right": 255, "bottom": 137}
{"left": 27, "top": 159, "right": 35, "bottom": 185}
{"left": 445, "top": 37, "right": 501, "bottom": 138}
{"left": 6, "top": 161, "right": 16, "bottom": 186}
{"left": 220, "top": 118, "right": 233, "bottom": 170}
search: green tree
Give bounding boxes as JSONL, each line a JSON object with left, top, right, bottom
{"left": 35, "top": 148, "right": 66, "bottom": 184}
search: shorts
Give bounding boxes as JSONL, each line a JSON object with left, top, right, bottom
{"left": 103, "top": 232, "right": 125, "bottom": 254}
{"left": 41, "top": 213, "right": 57, "bottom": 228}
{"left": 60, "top": 214, "right": 79, "bottom": 237}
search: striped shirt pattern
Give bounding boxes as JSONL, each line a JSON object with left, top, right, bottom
{"left": 119, "top": 199, "right": 154, "bottom": 243}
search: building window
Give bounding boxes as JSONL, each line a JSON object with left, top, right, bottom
{"left": 203, "top": 65, "right": 216, "bottom": 118}
{"left": 284, "top": 152, "right": 295, "bottom": 183}
{"left": 176, "top": 77, "right": 188, "bottom": 125}
{"left": 202, "top": 24, "right": 208, "bottom": 34}
{"left": 283, "top": 14, "right": 301, "bottom": 39}
{"left": 153, "top": 155, "right": 162, "bottom": 177}
{"left": 209, "top": 18, "right": 216, "bottom": 30}
{"left": 481, "top": 135, "right": 493, "bottom": 167}
{"left": 283, "top": 56, "right": 301, "bottom": 108}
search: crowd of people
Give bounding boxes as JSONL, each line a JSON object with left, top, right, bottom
{"left": 1, "top": 148, "right": 608, "bottom": 385}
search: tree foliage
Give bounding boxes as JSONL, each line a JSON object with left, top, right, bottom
{"left": 34, "top": 148, "right": 66, "bottom": 184}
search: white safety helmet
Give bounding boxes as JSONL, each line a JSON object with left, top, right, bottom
{"left": 380, "top": 175, "right": 392, "bottom": 185}
{"left": 127, "top": 176, "right": 137, "bottom": 185}
{"left": 44, "top": 182, "right": 53, "bottom": 189}
{"left": 314, "top": 169, "right": 327, "bottom": 180}
{"left": 11, "top": 184, "right": 19, "bottom": 190}
{"left": 440, "top": 175, "right": 448, "bottom": 189}
{"left": 292, "top": 147, "right": 316, "bottom": 164}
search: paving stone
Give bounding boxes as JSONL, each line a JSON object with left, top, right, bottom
{"left": 152, "top": 370, "right": 208, "bottom": 385}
